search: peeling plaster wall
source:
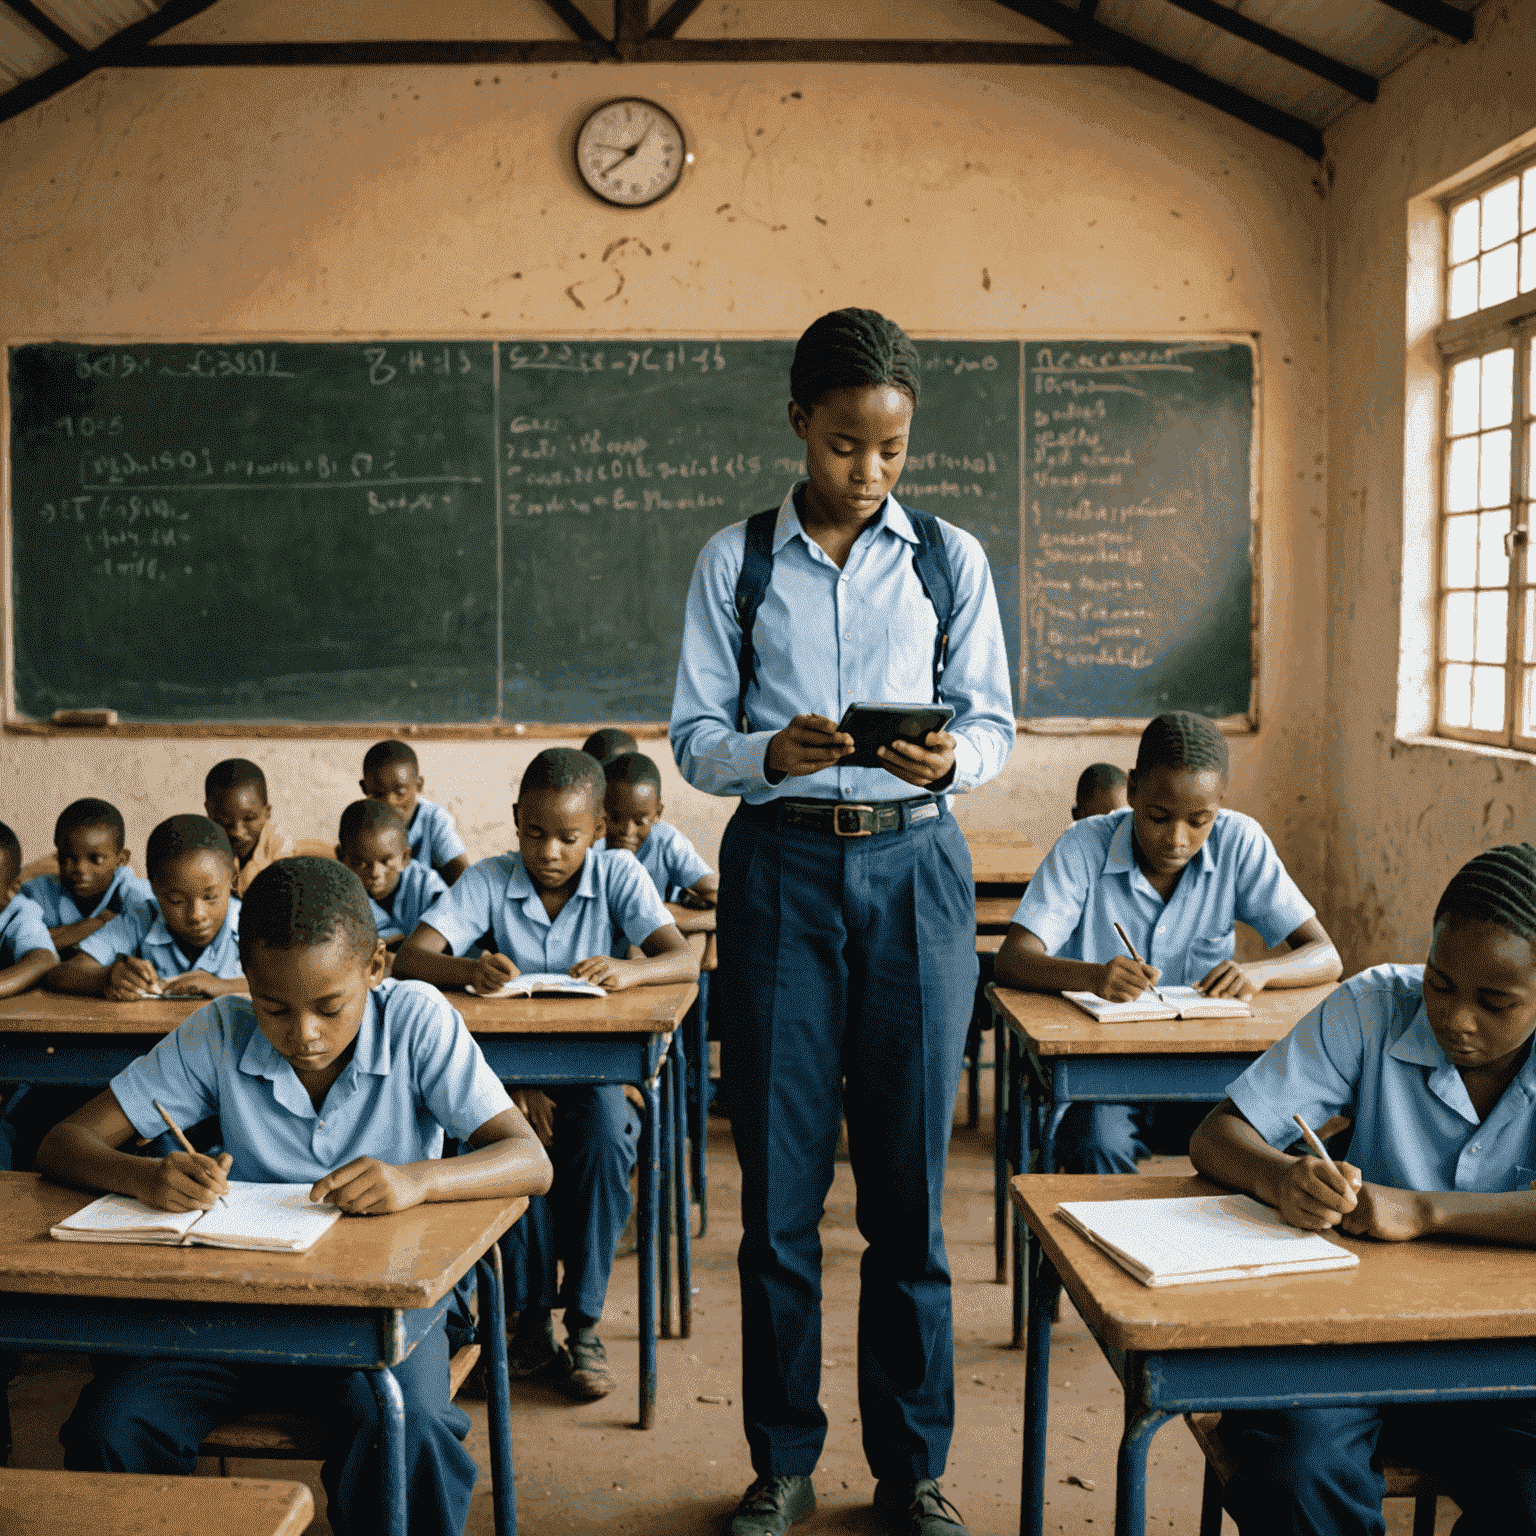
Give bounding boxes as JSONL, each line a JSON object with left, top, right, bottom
{"left": 0, "top": 6, "right": 1327, "bottom": 889}
{"left": 1324, "top": 0, "right": 1536, "bottom": 972}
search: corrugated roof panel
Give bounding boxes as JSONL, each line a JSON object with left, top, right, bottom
{"left": 29, "top": 0, "right": 161, "bottom": 52}
{"left": 0, "top": 6, "right": 66, "bottom": 86}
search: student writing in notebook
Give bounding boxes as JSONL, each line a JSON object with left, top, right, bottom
{"left": 994, "top": 713, "right": 1341, "bottom": 1174}
{"left": 204, "top": 759, "right": 294, "bottom": 898}
{"left": 38, "top": 857, "right": 550, "bottom": 1536}
{"left": 1190, "top": 843, "right": 1536, "bottom": 1536}
{"left": 360, "top": 739, "right": 471, "bottom": 885}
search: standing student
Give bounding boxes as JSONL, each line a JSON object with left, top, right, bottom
{"left": 360, "top": 740, "right": 471, "bottom": 886}
{"left": 671, "top": 309, "right": 1015, "bottom": 1536}
{"left": 994, "top": 713, "right": 1341, "bottom": 1174}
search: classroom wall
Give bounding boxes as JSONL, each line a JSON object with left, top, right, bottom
{"left": 1323, "top": 0, "right": 1536, "bottom": 971}
{"left": 0, "top": 0, "right": 1328, "bottom": 890}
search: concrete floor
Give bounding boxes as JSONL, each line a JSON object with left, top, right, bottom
{"left": 6, "top": 1076, "right": 1458, "bottom": 1535}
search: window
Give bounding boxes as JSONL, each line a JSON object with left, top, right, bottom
{"left": 1436, "top": 157, "right": 1536, "bottom": 748}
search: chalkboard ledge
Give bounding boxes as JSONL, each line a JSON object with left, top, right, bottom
{"left": 1021, "top": 712, "right": 1256, "bottom": 736}
{"left": 3, "top": 719, "right": 675, "bottom": 742}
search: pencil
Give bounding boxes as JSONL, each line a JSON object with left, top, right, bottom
{"left": 1292, "top": 1112, "right": 1339, "bottom": 1172}
{"left": 1111, "top": 921, "right": 1144, "bottom": 964}
{"left": 153, "top": 1099, "right": 228, "bottom": 1206}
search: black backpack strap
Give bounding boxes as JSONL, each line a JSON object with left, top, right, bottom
{"left": 732, "top": 508, "right": 781, "bottom": 732}
{"left": 905, "top": 510, "right": 957, "bottom": 701}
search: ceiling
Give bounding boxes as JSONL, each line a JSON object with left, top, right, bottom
{"left": 0, "top": 0, "right": 1485, "bottom": 158}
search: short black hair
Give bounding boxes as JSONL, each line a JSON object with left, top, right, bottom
{"left": 363, "top": 739, "right": 419, "bottom": 778}
{"left": 0, "top": 820, "right": 21, "bottom": 885}
{"left": 1135, "top": 712, "right": 1229, "bottom": 779}
{"left": 146, "top": 814, "right": 234, "bottom": 882}
{"left": 55, "top": 797, "right": 126, "bottom": 851}
{"left": 582, "top": 728, "right": 639, "bottom": 765}
{"left": 1074, "top": 763, "right": 1127, "bottom": 807}
{"left": 1435, "top": 843, "right": 1536, "bottom": 943}
{"left": 205, "top": 758, "right": 268, "bottom": 803}
{"left": 338, "top": 798, "right": 409, "bottom": 851}
{"left": 790, "top": 308, "right": 921, "bottom": 411}
{"left": 519, "top": 748, "right": 605, "bottom": 812}
{"left": 239, "top": 857, "right": 378, "bottom": 965}
{"left": 604, "top": 751, "right": 662, "bottom": 796}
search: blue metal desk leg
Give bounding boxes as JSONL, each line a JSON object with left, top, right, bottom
{"left": 673, "top": 1046, "right": 693, "bottom": 1339}
{"left": 1020, "top": 1246, "right": 1060, "bottom": 1536}
{"left": 660, "top": 1056, "right": 675, "bottom": 1341}
{"left": 1010, "top": 1028, "right": 1030, "bottom": 1349}
{"left": 993, "top": 1005, "right": 1008, "bottom": 1285}
{"left": 693, "top": 972, "right": 710, "bottom": 1239}
{"left": 369, "top": 1360, "right": 409, "bottom": 1536}
{"left": 478, "top": 1247, "right": 518, "bottom": 1536}
{"left": 1116, "top": 1403, "right": 1175, "bottom": 1536}
{"left": 638, "top": 1073, "right": 659, "bottom": 1429}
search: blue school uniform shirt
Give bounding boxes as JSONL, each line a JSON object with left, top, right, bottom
{"left": 1012, "top": 807, "right": 1314, "bottom": 986}
{"left": 1228, "top": 964, "right": 1536, "bottom": 1193}
{"left": 670, "top": 487, "right": 1015, "bottom": 804}
{"left": 423, "top": 848, "right": 671, "bottom": 970}
{"left": 0, "top": 894, "right": 57, "bottom": 966}
{"left": 78, "top": 896, "right": 244, "bottom": 981}
{"left": 370, "top": 859, "right": 450, "bottom": 942}
{"left": 596, "top": 822, "right": 712, "bottom": 903}
{"left": 22, "top": 865, "right": 153, "bottom": 928}
{"left": 109, "top": 977, "right": 513, "bottom": 1183}
{"left": 407, "top": 797, "right": 466, "bottom": 870}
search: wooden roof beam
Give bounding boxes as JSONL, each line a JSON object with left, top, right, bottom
{"left": 1375, "top": 0, "right": 1474, "bottom": 42}
{"left": 2, "top": 0, "right": 82, "bottom": 57}
{"left": 648, "top": 0, "right": 705, "bottom": 40}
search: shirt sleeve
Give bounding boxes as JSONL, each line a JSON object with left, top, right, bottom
{"left": 3, "top": 898, "right": 57, "bottom": 963}
{"left": 1228, "top": 816, "right": 1317, "bottom": 948}
{"left": 19, "top": 877, "right": 59, "bottom": 925}
{"left": 935, "top": 524, "right": 1016, "bottom": 795}
{"left": 1010, "top": 826, "right": 1096, "bottom": 954}
{"left": 404, "top": 987, "right": 515, "bottom": 1140}
{"left": 428, "top": 806, "right": 467, "bottom": 866}
{"left": 78, "top": 904, "right": 150, "bottom": 967}
{"left": 109, "top": 999, "right": 230, "bottom": 1141}
{"left": 608, "top": 853, "right": 675, "bottom": 950}
{"left": 415, "top": 859, "right": 495, "bottom": 955}
{"left": 669, "top": 524, "right": 779, "bottom": 798}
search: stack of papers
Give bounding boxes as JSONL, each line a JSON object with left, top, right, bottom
{"left": 51, "top": 1183, "right": 342, "bottom": 1253}
{"left": 1061, "top": 984, "right": 1253, "bottom": 1022}
{"left": 467, "top": 973, "right": 607, "bottom": 999}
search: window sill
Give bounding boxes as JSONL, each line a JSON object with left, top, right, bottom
{"left": 1395, "top": 733, "right": 1536, "bottom": 769}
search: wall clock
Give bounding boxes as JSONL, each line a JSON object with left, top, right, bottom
{"left": 575, "top": 98, "right": 687, "bottom": 208}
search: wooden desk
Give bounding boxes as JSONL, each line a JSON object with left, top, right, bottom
{"left": 974, "top": 895, "right": 1019, "bottom": 932}
{"left": 988, "top": 982, "right": 1337, "bottom": 1341}
{"left": 1013, "top": 1173, "right": 1536, "bottom": 1536}
{"left": 665, "top": 903, "right": 716, "bottom": 1239}
{"left": 960, "top": 830, "right": 1042, "bottom": 886}
{"left": 0, "top": 1173, "right": 524, "bottom": 1536}
{"left": 0, "top": 1468, "right": 314, "bottom": 1536}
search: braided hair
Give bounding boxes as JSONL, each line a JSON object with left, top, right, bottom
{"left": 1434, "top": 844, "right": 1536, "bottom": 941}
{"left": 790, "top": 309, "right": 921, "bottom": 411}
{"left": 1135, "top": 712, "right": 1230, "bottom": 779}
{"left": 146, "top": 815, "right": 233, "bottom": 882}
{"left": 239, "top": 857, "right": 379, "bottom": 963}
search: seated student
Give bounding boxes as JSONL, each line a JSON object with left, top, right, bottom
{"left": 38, "top": 857, "right": 551, "bottom": 1536}
{"left": 395, "top": 747, "right": 696, "bottom": 1401}
{"left": 337, "top": 799, "right": 448, "bottom": 959}
{"left": 994, "top": 712, "right": 1341, "bottom": 1174}
{"left": 1190, "top": 843, "right": 1536, "bottom": 1536}
{"left": 204, "top": 759, "right": 294, "bottom": 898}
{"left": 360, "top": 739, "right": 470, "bottom": 885}
{"left": 582, "top": 727, "right": 639, "bottom": 765}
{"left": 602, "top": 751, "right": 718, "bottom": 909}
{"left": 1071, "top": 762, "right": 1129, "bottom": 821}
{"left": 22, "top": 797, "right": 152, "bottom": 956}
{"left": 48, "top": 815, "right": 246, "bottom": 1000}
{"left": 0, "top": 820, "right": 60, "bottom": 1001}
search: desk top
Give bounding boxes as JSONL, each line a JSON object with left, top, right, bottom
{"left": 0, "top": 990, "right": 201, "bottom": 1034}
{"left": 1013, "top": 1173, "right": 1536, "bottom": 1352}
{"left": 989, "top": 981, "right": 1337, "bottom": 1057}
{"left": 961, "top": 829, "right": 1042, "bottom": 886}
{"left": 0, "top": 1469, "right": 314, "bottom": 1536}
{"left": 975, "top": 895, "right": 1019, "bottom": 931}
{"left": 0, "top": 1172, "right": 526, "bottom": 1309}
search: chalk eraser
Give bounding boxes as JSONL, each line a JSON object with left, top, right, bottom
{"left": 51, "top": 708, "right": 118, "bottom": 727}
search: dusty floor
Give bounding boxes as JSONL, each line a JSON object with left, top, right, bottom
{"left": 7, "top": 1072, "right": 1458, "bottom": 1535}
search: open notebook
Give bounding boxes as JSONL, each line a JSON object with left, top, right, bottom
{"left": 1057, "top": 1193, "right": 1359, "bottom": 1288}
{"left": 51, "top": 1183, "right": 342, "bottom": 1253}
{"left": 1061, "top": 984, "right": 1253, "bottom": 1022}
{"left": 467, "top": 973, "right": 606, "bottom": 999}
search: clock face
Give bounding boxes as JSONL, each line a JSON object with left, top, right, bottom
{"left": 575, "top": 98, "right": 686, "bottom": 208}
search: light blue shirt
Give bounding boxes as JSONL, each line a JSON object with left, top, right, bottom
{"left": 109, "top": 978, "right": 513, "bottom": 1183}
{"left": 1013, "top": 807, "right": 1314, "bottom": 986}
{"left": 0, "top": 894, "right": 57, "bottom": 966}
{"left": 79, "top": 895, "right": 244, "bottom": 981}
{"left": 670, "top": 487, "right": 1015, "bottom": 803}
{"left": 596, "top": 822, "right": 712, "bottom": 903}
{"left": 22, "top": 865, "right": 153, "bottom": 928}
{"left": 1229, "top": 965, "right": 1536, "bottom": 1193}
{"left": 421, "top": 848, "right": 672, "bottom": 969}
{"left": 370, "top": 859, "right": 450, "bottom": 943}
{"left": 408, "top": 798, "right": 466, "bottom": 870}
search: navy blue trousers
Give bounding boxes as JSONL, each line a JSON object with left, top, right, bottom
{"left": 60, "top": 1320, "right": 475, "bottom": 1536}
{"left": 1223, "top": 1401, "right": 1536, "bottom": 1535}
{"left": 502, "top": 1084, "right": 639, "bottom": 1320}
{"left": 1054, "top": 1101, "right": 1217, "bottom": 1174}
{"left": 717, "top": 805, "right": 977, "bottom": 1482}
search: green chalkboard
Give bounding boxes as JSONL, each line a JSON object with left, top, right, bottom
{"left": 1022, "top": 340, "right": 1256, "bottom": 722}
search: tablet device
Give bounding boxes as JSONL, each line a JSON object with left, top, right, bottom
{"left": 835, "top": 702, "right": 955, "bottom": 771}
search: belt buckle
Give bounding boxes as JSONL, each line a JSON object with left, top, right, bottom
{"left": 835, "top": 804, "right": 875, "bottom": 837}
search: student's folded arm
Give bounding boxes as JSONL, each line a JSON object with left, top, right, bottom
{"left": 436, "top": 853, "right": 471, "bottom": 887}
{"left": 0, "top": 946, "right": 60, "bottom": 997}
{"left": 1237, "top": 917, "right": 1344, "bottom": 993}
{"left": 688, "top": 872, "right": 719, "bottom": 907}
{"left": 569, "top": 923, "right": 698, "bottom": 991}
{"left": 49, "top": 917, "right": 108, "bottom": 949}
{"left": 1373, "top": 1186, "right": 1536, "bottom": 1247}
{"left": 393, "top": 921, "right": 483, "bottom": 988}
{"left": 45, "top": 952, "right": 113, "bottom": 995}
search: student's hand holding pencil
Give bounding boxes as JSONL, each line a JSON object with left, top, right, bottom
{"left": 471, "top": 952, "right": 519, "bottom": 995}
{"left": 1276, "top": 1113, "right": 1362, "bottom": 1230}
{"left": 1096, "top": 954, "right": 1162, "bottom": 1002}
{"left": 105, "top": 954, "right": 162, "bottom": 1002}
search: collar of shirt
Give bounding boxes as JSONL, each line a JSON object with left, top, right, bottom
{"left": 773, "top": 482, "right": 917, "bottom": 565}
{"left": 505, "top": 851, "right": 599, "bottom": 928}
{"left": 237, "top": 987, "right": 391, "bottom": 1120}
{"left": 1386, "top": 999, "right": 1536, "bottom": 1125}
{"left": 145, "top": 900, "right": 239, "bottom": 974}
{"left": 52, "top": 867, "right": 128, "bottom": 924}
{"left": 1102, "top": 811, "right": 1217, "bottom": 896}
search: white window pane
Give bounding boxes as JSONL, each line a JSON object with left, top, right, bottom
{"left": 1472, "top": 665, "right": 1507, "bottom": 731}
{"left": 1481, "top": 242, "right": 1519, "bottom": 308}
{"left": 1447, "top": 436, "right": 1479, "bottom": 510}
{"left": 1523, "top": 233, "right": 1536, "bottom": 295}
{"left": 1523, "top": 667, "right": 1536, "bottom": 737}
{"left": 1443, "top": 663, "right": 1473, "bottom": 727}
{"left": 1484, "top": 178, "right": 1520, "bottom": 249}
{"left": 1477, "top": 590, "right": 1509, "bottom": 663}
{"left": 1450, "top": 356, "right": 1481, "bottom": 435}
{"left": 1479, "top": 510, "right": 1511, "bottom": 587}
{"left": 1481, "top": 428, "right": 1512, "bottom": 507}
{"left": 1483, "top": 348, "right": 1514, "bottom": 428}
{"left": 1526, "top": 168, "right": 1536, "bottom": 231}
{"left": 1451, "top": 198, "right": 1481, "bottom": 263}
{"left": 1444, "top": 591, "right": 1476, "bottom": 660}
{"left": 1449, "top": 259, "right": 1480, "bottom": 318}
{"left": 1444, "top": 513, "right": 1478, "bottom": 587}
{"left": 1525, "top": 589, "right": 1536, "bottom": 665}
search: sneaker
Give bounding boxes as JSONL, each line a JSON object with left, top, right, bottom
{"left": 726, "top": 1475, "right": 816, "bottom": 1535}
{"left": 873, "top": 1478, "right": 968, "bottom": 1536}
{"left": 562, "top": 1327, "right": 617, "bottom": 1400}
{"left": 506, "top": 1308, "right": 561, "bottom": 1379}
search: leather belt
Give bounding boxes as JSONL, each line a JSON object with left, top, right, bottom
{"left": 738, "top": 796, "right": 941, "bottom": 838}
